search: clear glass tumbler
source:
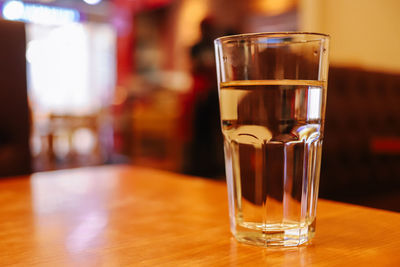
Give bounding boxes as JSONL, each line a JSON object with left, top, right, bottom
{"left": 214, "top": 32, "right": 330, "bottom": 247}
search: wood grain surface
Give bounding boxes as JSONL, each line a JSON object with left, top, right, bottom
{"left": 0, "top": 165, "right": 399, "bottom": 266}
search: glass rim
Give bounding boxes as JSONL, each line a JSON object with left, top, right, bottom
{"left": 214, "top": 31, "right": 330, "bottom": 44}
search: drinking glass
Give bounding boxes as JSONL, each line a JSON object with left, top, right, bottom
{"left": 214, "top": 32, "right": 329, "bottom": 246}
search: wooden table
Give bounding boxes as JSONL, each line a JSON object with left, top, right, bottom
{"left": 0, "top": 165, "right": 399, "bottom": 266}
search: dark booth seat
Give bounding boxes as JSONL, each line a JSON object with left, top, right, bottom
{"left": 320, "top": 66, "right": 400, "bottom": 212}
{"left": 0, "top": 20, "right": 31, "bottom": 177}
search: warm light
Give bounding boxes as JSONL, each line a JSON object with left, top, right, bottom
{"left": 2, "top": 0, "right": 24, "bottom": 20}
{"left": 83, "top": 0, "right": 102, "bottom": 5}
{"left": 252, "top": 0, "right": 296, "bottom": 15}
{"left": 72, "top": 128, "right": 96, "bottom": 155}
{"left": 176, "top": 0, "right": 208, "bottom": 47}
{"left": 31, "top": 134, "right": 43, "bottom": 156}
{"left": 53, "top": 130, "right": 70, "bottom": 158}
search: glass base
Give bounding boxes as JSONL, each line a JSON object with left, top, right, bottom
{"left": 232, "top": 221, "right": 315, "bottom": 247}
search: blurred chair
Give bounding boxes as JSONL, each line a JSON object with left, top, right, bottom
{"left": 320, "top": 66, "right": 400, "bottom": 211}
{"left": 131, "top": 90, "right": 182, "bottom": 171}
{"left": 0, "top": 20, "right": 32, "bottom": 177}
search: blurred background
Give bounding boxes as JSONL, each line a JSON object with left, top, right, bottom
{"left": 0, "top": 0, "right": 399, "bottom": 211}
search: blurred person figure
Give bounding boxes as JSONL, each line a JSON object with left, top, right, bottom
{"left": 181, "top": 18, "right": 226, "bottom": 178}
